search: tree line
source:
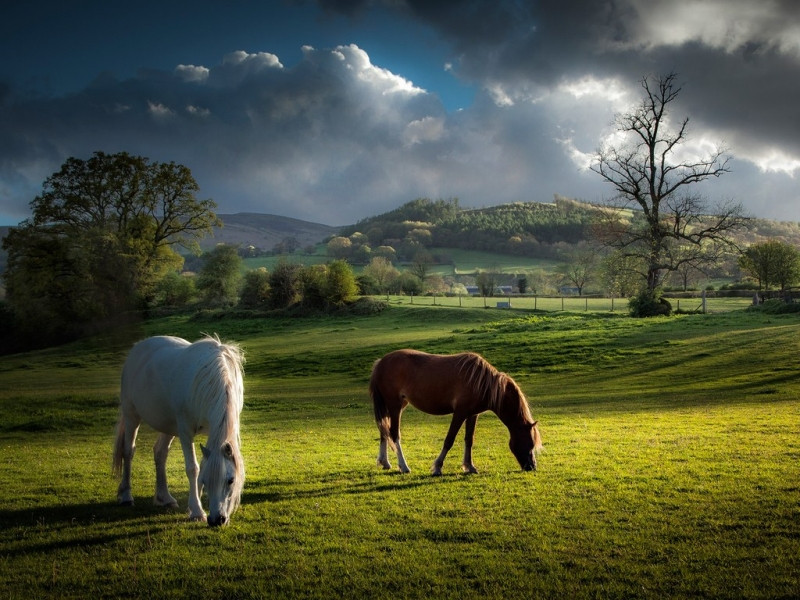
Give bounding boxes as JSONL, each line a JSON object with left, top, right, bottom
{"left": 0, "top": 152, "right": 360, "bottom": 352}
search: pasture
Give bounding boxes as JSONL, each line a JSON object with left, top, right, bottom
{"left": 0, "top": 305, "right": 798, "bottom": 599}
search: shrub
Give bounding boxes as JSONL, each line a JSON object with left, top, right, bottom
{"left": 324, "top": 260, "right": 358, "bottom": 307}
{"left": 629, "top": 290, "right": 672, "bottom": 317}
{"left": 239, "top": 268, "right": 270, "bottom": 308}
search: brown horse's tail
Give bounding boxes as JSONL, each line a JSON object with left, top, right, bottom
{"left": 369, "top": 362, "right": 395, "bottom": 451}
{"left": 112, "top": 415, "right": 125, "bottom": 479}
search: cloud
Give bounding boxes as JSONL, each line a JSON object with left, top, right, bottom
{"left": 1, "top": 1, "right": 799, "bottom": 226}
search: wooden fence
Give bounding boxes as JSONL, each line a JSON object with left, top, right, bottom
{"left": 377, "top": 294, "right": 756, "bottom": 314}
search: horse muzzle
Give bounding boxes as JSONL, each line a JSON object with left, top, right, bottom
{"left": 208, "top": 513, "right": 228, "bottom": 527}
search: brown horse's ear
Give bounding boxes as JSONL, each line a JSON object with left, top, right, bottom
{"left": 200, "top": 443, "right": 210, "bottom": 459}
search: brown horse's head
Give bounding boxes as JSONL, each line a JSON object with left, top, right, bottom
{"left": 509, "top": 421, "right": 541, "bottom": 471}
{"left": 503, "top": 380, "right": 543, "bottom": 471}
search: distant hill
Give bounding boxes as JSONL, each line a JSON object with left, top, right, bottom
{"left": 201, "top": 213, "right": 339, "bottom": 251}
{"left": 340, "top": 197, "right": 800, "bottom": 260}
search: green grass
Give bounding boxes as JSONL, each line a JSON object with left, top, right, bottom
{"left": 379, "top": 294, "right": 754, "bottom": 314}
{"left": 0, "top": 306, "right": 798, "bottom": 599}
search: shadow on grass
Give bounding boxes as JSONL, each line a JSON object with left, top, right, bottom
{"left": 0, "top": 498, "right": 196, "bottom": 554}
{"left": 243, "top": 467, "right": 469, "bottom": 505}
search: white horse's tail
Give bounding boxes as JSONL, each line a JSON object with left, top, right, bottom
{"left": 112, "top": 415, "right": 125, "bottom": 479}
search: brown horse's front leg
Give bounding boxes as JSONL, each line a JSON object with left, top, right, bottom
{"left": 462, "top": 415, "right": 479, "bottom": 474}
{"left": 432, "top": 414, "right": 467, "bottom": 476}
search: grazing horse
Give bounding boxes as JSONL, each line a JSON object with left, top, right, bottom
{"left": 113, "top": 335, "right": 245, "bottom": 526}
{"left": 370, "top": 349, "right": 542, "bottom": 475}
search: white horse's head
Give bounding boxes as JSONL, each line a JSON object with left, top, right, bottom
{"left": 199, "top": 441, "right": 244, "bottom": 527}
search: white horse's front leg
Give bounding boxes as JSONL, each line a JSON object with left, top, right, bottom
{"left": 178, "top": 435, "right": 206, "bottom": 522}
{"left": 153, "top": 433, "right": 179, "bottom": 507}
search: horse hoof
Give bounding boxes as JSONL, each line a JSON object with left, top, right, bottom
{"left": 462, "top": 465, "right": 479, "bottom": 474}
{"left": 189, "top": 513, "right": 207, "bottom": 522}
{"left": 377, "top": 459, "right": 392, "bottom": 470}
{"left": 118, "top": 499, "right": 134, "bottom": 507}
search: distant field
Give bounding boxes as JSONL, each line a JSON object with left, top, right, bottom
{"left": 241, "top": 247, "right": 560, "bottom": 277}
{"left": 379, "top": 293, "right": 753, "bottom": 314}
{"left": 426, "top": 247, "right": 560, "bottom": 275}
{"left": 1, "top": 305, "right": 797, "bottom": 598}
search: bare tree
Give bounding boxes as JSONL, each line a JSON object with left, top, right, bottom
{"left": 557, "top": 242, "right": 599, "bottom": 296}
{"left": 591, "top": 72, "right": 747, "bottom": 297}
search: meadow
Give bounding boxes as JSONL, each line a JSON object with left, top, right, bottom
{"left": 0, "top": 303, "right": 798, "bottom": 599}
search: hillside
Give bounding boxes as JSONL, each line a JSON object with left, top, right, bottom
{"left": 340, "top": 197, "right": 800, "bottom": 260}
{"left": 202, "top": 213, "right": 339, "bottom": 251}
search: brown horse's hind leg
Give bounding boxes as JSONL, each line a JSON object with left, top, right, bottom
{"left": 432, "top": 413, "right": 468, "bottom": 476}
{"left": 462, "top": 414, "right": 479, "bottom": 474}
{"left": 377, "top": 436, "right": 392, "bottom": 470}
{"left": 389, "top": 403, "right": 411, "bottom": 473}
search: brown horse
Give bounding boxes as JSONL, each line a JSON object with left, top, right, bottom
{"left": 370, "top": 349, "right": 542, "bottom": 475}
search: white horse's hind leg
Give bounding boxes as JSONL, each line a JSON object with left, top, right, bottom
{"left": 178, "top": 435, "right": 206, "bottom": 522}
{"left": 116, "top": 418, "right": 140, "bottom": 505}
{"left": 153, "top": 433, "right": 179, "bottom": 508}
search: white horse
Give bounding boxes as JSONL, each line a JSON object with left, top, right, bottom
{"left": 112, "top": 335, "right": 245, "bottom": 527}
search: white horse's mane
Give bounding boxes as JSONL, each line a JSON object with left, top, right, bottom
{"left": 191, "top": 335, "right": 246, "bottom": 509}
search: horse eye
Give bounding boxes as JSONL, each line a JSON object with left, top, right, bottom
{"left": 227, "top": 477, "right": 234, "bottom": 487}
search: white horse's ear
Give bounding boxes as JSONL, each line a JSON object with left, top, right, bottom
{"left": 223, "top": 442, "right": 233, "bottom": 457}
{"left": 200, "top": 443, "right": 210, "bottom": 459}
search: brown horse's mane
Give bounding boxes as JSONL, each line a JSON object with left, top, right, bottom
{"left": 454, "top": 352, "right": 533, "bottom": 421}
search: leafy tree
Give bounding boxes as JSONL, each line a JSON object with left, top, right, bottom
{"left": 153, "top": 271, "right": 197, "bottom": 308}
{"left": 196, "top": 245, "right": 242, "bottom": 306}
{"left": 268, "top": 261, "right": 302, "bottom": 308}
{"left": 410, "top": 249, "right": 434, "bottom": 283}
{"left": 390, "top": 271, "right": 424, "bottom": 296}
{"left": 2, "top": 151, "right": 218, "bottom": 342}
{"left": 326, "top": 236, "right": 352, "bottom": 259}
{"left": 590, "top": 72, "right": 747, "bottom": 304}
{"left": 738, "top": 240, "right": 800, "bottom": 292}
{"left": 356, "top": 273, "right": 381, "bottom": 295}
{"left": 362, "top": 256, "right": 399, "bottom": 292}
{"left": 601, "top": 252, "right": 641, "bottom": 298}
{"left": 324, "top": 260, "right": 358, "bottom": 306}
{"left": 476, "top": 271, "right": 500, "bottom": 296}
{"left": 239, "top": 268, "right": 271, "bottom": 308}
{"left": 299, "top": 264, "right": 329, "bottom": 309}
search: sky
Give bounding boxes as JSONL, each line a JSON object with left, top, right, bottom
{"left": 1, "top": 0, "right": 799, "bottom": 227}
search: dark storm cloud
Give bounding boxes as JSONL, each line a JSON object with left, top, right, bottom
{"left": 1, "top": 0, "right": 798, "bottom": 225}
{"left": 387, "top": 0, "right": 800, "bottom": 170}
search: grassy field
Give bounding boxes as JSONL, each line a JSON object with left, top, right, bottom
{"left": 0, "top": 304, "right": 798, "bottom": 599}
{"left": 381, "top": 294, "right": 754, "bottom": 314}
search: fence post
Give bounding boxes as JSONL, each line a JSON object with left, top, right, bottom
{"left": 702, "top": 290, "right": 707, "bottom": 314}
